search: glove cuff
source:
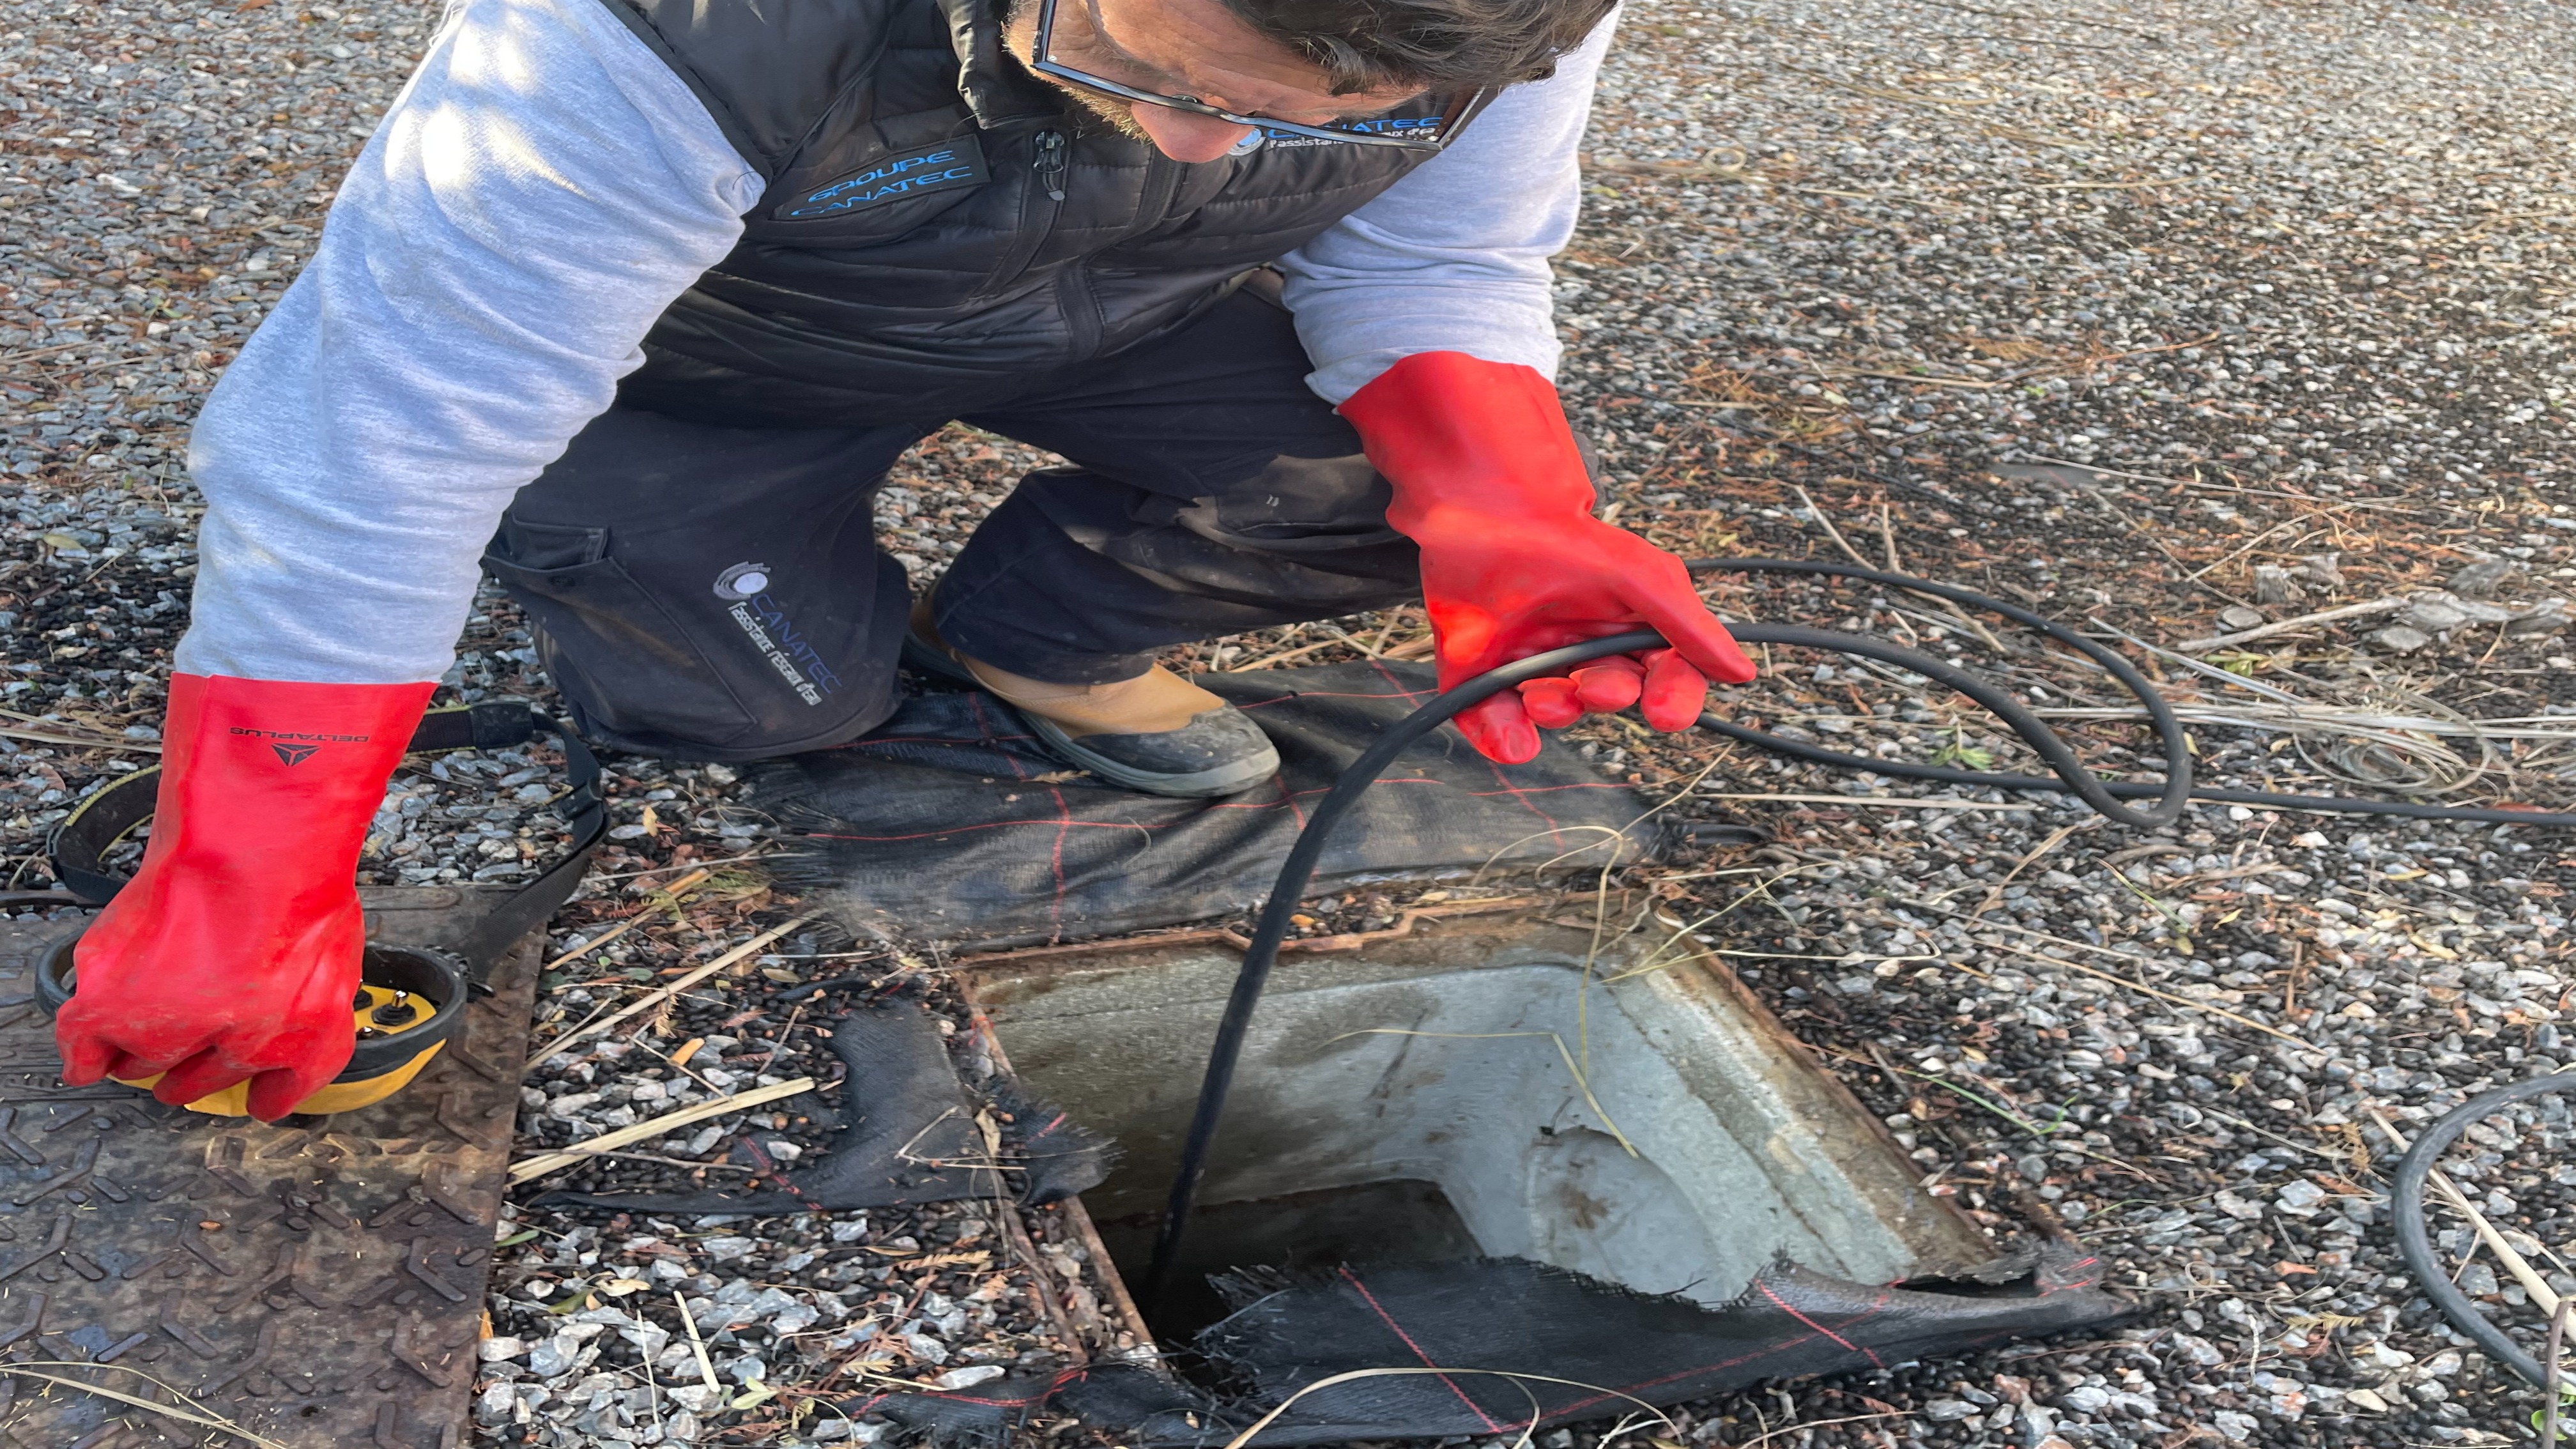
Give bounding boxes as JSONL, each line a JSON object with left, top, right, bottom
{"left": 1340, "top": 351, "right": 1596, "bottom": 532}
{"left": 139, "top": 673, "right": 436, "bottom": 882}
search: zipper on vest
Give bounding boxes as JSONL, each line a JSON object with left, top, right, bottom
{"left": 976, "top": 126, "right": 1070, "bottom": 303}
{"left": 1033, "top": 129, "right": 1068, "bottom": 202}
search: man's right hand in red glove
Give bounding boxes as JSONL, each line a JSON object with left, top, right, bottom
{"left": 54, "top": 673, "right": 429, "bottom": 1121}
{"left": 1341, "top": 351, "right": 1758, "bottom": 764}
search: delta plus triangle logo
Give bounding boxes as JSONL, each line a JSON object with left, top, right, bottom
{"left": 229, "top": 724, "right": 371, "bottom": 761}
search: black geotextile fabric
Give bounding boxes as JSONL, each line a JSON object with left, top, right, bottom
{"left": 527, "top": 1004, "right": 2126, "bottom": 1442}
{"left": 756, "top": 660, "right": 1666, "bottom": 949}
{"left": 530, "top": 999, "right": 1112, "bottom": 1215}
{"left": 846, "top": 1246, "right": 2129, "bottom": 1445}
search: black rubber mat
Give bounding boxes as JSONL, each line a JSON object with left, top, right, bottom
{"left": 0, "top": 886, "right": 538, "bottom": 1448}
{"left": 766, "top": 660, "right": 1666, "bottom": 951}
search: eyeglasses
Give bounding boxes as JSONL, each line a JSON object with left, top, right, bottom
{"left": 1029, "top": 0, "right": 1470, "bottom": 151}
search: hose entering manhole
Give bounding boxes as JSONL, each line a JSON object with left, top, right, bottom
{"left": 1140, "top": 558, "right": 2576, "bottom": 1324}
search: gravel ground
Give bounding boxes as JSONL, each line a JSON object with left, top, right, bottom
{"left": 11, "top": 0, "right": 2576, "bottom": 1446}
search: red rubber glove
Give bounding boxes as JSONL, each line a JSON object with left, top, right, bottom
{"left": 55, "top": 673, "right": 431, "bottom": 1120}
{"left": 1341, "top": 351, "right": 1758, "bottom": 763}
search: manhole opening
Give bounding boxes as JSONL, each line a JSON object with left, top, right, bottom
{"left": 965, "top": 910, "right": 1989, "bottom": 1339}
{"left": 1095, "top": 1179, "right": 1481, "bottom": 1333}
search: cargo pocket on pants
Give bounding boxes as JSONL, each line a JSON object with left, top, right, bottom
{"left": 482, "top": 519, "right": 760, "bottom": 753}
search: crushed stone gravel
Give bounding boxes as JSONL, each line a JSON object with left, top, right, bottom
{"left": 10, "top": 0, "right": 2576, "bottom": 1445}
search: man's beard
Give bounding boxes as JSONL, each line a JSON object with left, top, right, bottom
{"left": 1057, "top": 86, "right": 1154, "bottom": 142}
{"left": 999, "top": 0, "right": 1155, "bottom": 142}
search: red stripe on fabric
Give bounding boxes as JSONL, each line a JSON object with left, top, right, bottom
{"left": 1357, "top": 656, "right": 1582, "bottom": 850}
{"left": 1337, "top": 1266, "right": 1505, "bottom": 1434}
{"left": 2039, "top": 1257, "right": 2102, "bottom": 1292}
{"left": 805, "top": 778, "right": 1463, "bottom": 843}
{"left": 1274, "top": 769, "right": 1309, "bottom": 829}
{"left": 1757, "top": 1282, "right": 1885, "bottom": 1368}
{"left": 1497, "top": 1286, "right": 1900, "bottom": 1426}
{"left": 1045, "top": 780, "right": 1073, "bottom": 937}
{"left": 964, "top": 693, "right": 1040, "bottom": 770}
{"left": 800, "top": 778, "right": 1429, "bottom": 840}
{"left": 1478, "top": 760, "right": 1574, "bottom": 842}
{"left": 1482, "top": 763, "right": 1571, "bottom": 832}
{"left": 804, "top": 818, "right": 1182, "bottom": 843}
{"left": 1204, "top": 778, "right": 1443, "bottom": 811}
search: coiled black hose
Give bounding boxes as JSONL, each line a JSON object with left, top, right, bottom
{"left": 2392, "top": 1075, "right": 2576, "bottom": 1392}
{"left": 1139, "top": 560, "right": 2576, "bottom": 1325}
{"left": 1692, "top": 561, "right": 2576, "bottom": 828}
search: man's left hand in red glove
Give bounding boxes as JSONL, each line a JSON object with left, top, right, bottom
{"left": 1341, "top": 350, "right": 1758, "bottom": 764}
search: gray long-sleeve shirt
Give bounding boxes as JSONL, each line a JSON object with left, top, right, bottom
{"left": 177, "top": 0, "right": 1611, "bottom": 685}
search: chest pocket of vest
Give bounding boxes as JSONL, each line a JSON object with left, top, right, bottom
{"left": 755, "top": 129, "right": 994, "bottom": 245}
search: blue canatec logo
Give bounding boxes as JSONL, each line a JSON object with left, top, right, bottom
{"left": 712, "top": 563, "right": 843, "bottom": 706}
{"left": 1259, "top": 114, "right": 1445, "bottom": 148}
{"left": 742, "top": 592, "right": 842, "bottom": 700}
{"left": 780, "top": 135, "right": 990, "bottom": 220}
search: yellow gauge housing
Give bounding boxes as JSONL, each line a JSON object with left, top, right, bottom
{"left": 114, "top": 984, "right": 450, "bottom": 1117}
{"left": 39, "top": 937, "right": 470, "bottom": 1119}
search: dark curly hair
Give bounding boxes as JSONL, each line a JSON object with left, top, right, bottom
{"left": 1227, "top": 0, "right": 1616, "bottom": 93}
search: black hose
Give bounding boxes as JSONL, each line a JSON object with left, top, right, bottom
{"left": 1138, "top": 630, "right": 1667, "bottom": 1311}
{"left": 2392, "top": 1075, "right": 2576, "bottom": 1390}
{"left": 1139, "top": 559, "right": 2576, "bottom": 1331}
{"left": 1692, "top": 558, "right": 2576, "bottom": 828}
{"left": 1693, "top": 622, "right": 2191, "bottom": 830}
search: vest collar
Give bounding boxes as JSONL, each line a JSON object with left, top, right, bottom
{"left": 938, "top": 0, "right": 1064, "bottom": 128}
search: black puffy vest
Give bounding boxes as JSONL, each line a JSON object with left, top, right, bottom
{"left": 591, "top": 0, "right": 1466, "bottom": 422}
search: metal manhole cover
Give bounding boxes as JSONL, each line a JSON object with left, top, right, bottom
{"left": 0, "top": 887, "right": 539, "bottom": 1448}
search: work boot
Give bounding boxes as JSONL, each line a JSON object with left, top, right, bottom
{"left": 902, "top": 597, "right": 1281, "bottom": 798}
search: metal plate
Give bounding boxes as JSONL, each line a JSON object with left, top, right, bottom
{"left": 0, "top": 887, "right": 537, "bottom": 1448}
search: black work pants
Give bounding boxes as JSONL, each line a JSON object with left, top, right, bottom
{"left": 485, "top": 289, "right": 1420, "bottom": 760}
